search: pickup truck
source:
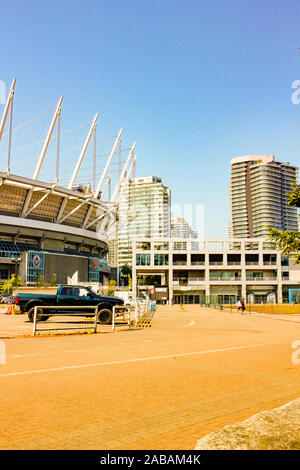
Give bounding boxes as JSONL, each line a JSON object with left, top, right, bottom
{"left": 16, "top": 285, "right": 124, "bottom": 325}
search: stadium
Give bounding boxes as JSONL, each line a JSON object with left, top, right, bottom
{"left": 0, "top": 79, "right": 136, "bottom": 286}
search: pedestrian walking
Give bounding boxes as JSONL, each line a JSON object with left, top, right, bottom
{"left": 237, "top": 298, "right": 242, "bottom": 312}
{"left": 241, "top": 298, "right": 246, "bottom": 314}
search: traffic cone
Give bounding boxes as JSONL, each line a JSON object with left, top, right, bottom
{"left": 6, "top": 300, "right": 13, "bottom": 315}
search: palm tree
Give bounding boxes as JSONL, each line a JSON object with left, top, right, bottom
{"left": 120, "top": 264, "right": 132, "bottom": 286}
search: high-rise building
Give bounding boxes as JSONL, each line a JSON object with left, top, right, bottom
{"left": 230, "top": 155, "right": 298, "bottom": 238}
{"left": 116, "top": 176, "right": 171, "bottom": 267}
{"left": 171, "top": 217, "right": 198, "bottom": 238}
{"left": 171, "top": 217, "right": 198, "bottom": 250}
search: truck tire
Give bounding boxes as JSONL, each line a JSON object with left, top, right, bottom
{"left": 27, "top": 306, "right": 49, "bottom": 322}
{"left": 97, "top": 308, "right": 112, "bottom": 325}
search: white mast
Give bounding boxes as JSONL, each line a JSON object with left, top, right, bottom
{"left": 101, "top": 174, "right": 112, "bottom": 200}
{"left": 33, "top": 96, "right": 63, "bottom": 179}
{"left": 0, "top": 78, "right": 16, "bottom": 141}
{"left": 98, "top": 154, "right": 137, "bottom": 233}
{"left": 68, "top": 112, "right": 98, "bottom": 189}
{"left": 110, "top": 142, "right": 135, "bottom": 202}
{"left": 94, "top": 128, "right": 122, "bottom": 198}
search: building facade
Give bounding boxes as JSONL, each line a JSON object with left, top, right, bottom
{"left": 116, "top": 176, "right": 171, "bottom": 267}
{"left": 132, "top": 238, "right": 300, "bottom": 304}
{"left": 0, "top": 173, "right": 111, "bottom": 286}
{"left": 230, "top": 155, "right": 298, "bottom": 238}
{"left": 171, "top": 217, "right": 198, "bottom": 251}
{"left": 171, "top": 217, "right": 197, "bottom": 238}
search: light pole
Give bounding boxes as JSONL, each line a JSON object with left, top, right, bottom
{"left": 10, "top": 257, "right": 22, "bottom": 294}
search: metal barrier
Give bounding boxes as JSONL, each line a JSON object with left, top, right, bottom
{"left": 112, "top": 305, "right": 132, "bottom": 331}
{"left": 134, "top": 300, "right": 150, "bottom": 325}
{"left": 135, "top": 300, "right": 155, "bottom": 328}
{"left": 33, "top": 305, "right": 99, "bottom": 336}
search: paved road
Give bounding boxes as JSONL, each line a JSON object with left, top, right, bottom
{"left": 0, "top": 305, "right": 299, "bottom": 450}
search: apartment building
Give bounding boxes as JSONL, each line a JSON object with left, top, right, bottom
{"left": 117, "top": 176, "right": 171, "bottom": 266}
{"left": 132, "top": 238, "right": 300, "bottom": 304}
{"left": 171, "top": 217, "right": 198, "bottom": 251}
{"left": 230, "top": 155, "right": 298, "bottom": 238}
{"left": 171, "top": 217, "right": 197, "bottom": 238}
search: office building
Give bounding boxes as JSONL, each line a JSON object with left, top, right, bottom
{"left": 132, "top": 237, "right": 300, "bottom": 304}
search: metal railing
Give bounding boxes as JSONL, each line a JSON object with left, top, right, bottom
{"left": 112, "top": 305, "right": 132, "bottom": 331}
{"left": 33, "top": 305, "right": 98, "bottom": 336}
{"left": 0, "top": 251, "right": 20, "bottom": 258}
{"left": 134, "top": 300, "right": 152, "bottom": 326}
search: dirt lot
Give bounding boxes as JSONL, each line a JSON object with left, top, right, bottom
{"left": 0, "top": 305, "right": 300, "bottom": 450}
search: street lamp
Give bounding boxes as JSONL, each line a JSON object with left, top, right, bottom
{"left": 10, "top": 257, "right": 22, "bottom": 292}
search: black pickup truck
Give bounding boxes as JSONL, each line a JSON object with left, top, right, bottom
{"left": 16, "top": 285, "right": 124, "bottom": 324}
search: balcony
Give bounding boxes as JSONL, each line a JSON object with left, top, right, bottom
{"left": 188, "top": 278, "right": 205, "bottom": 285}
{"left": 246, "top": 276, "right": 277, "bottom": 282}
{"left": 210, "top": 277, "right": 241, "bottom": 282}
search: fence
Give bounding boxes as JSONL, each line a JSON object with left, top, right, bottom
{"left": 32, "top": 305, "right": 98, "bottom": 336}
{"left": 112, "top": 305, "right": 132, "bottom": 331}
{"left": 204, "top": 302, "right": 300, "bottom": 315}
{"left": 32, "top": 301, "right": 156, "bottom": 336}
{"left": 135, "top": 300, "right": 156, "bottom": 327}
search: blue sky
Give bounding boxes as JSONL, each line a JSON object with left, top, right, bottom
{"left": 0, "top": 0, "right": 300, "bottom": 237}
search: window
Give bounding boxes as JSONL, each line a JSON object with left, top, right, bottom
{"left": 26, "top": 251, "right": 45, "bottom": 283}
{"left": 0, "top": 269, "right": 9, "bottom": 280}
{"left": 61, "top": 287, "right": 73, "bottom": 296}
{"left": 88, "top": 258, "right": 100, "bottom": 282}
{"left": 154, "top": 254, "right": 169, "bottom": 266}
{"left": 136, "top": 254, "right": 150, "bottom": 266}
{"left": 74, "top": 287, "right": 92, "bottom": 298}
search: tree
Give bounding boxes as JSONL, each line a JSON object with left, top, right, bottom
{"left": 141, "top": 242, "right": 150, "bottom": 250}
{"left": 0, "top": 274, "right": 23, "bottom": 295}
{"left": 120, "top": 264, "right": 132, "bottom": 286}
{"left": 35, "top": 272, "right": 44, "bottom": 287}
{"left": 108, "top": 279, "right": 117, "bottom": 296}
{"left": 268, "top": 184, "right": 300, "bottom": 263}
